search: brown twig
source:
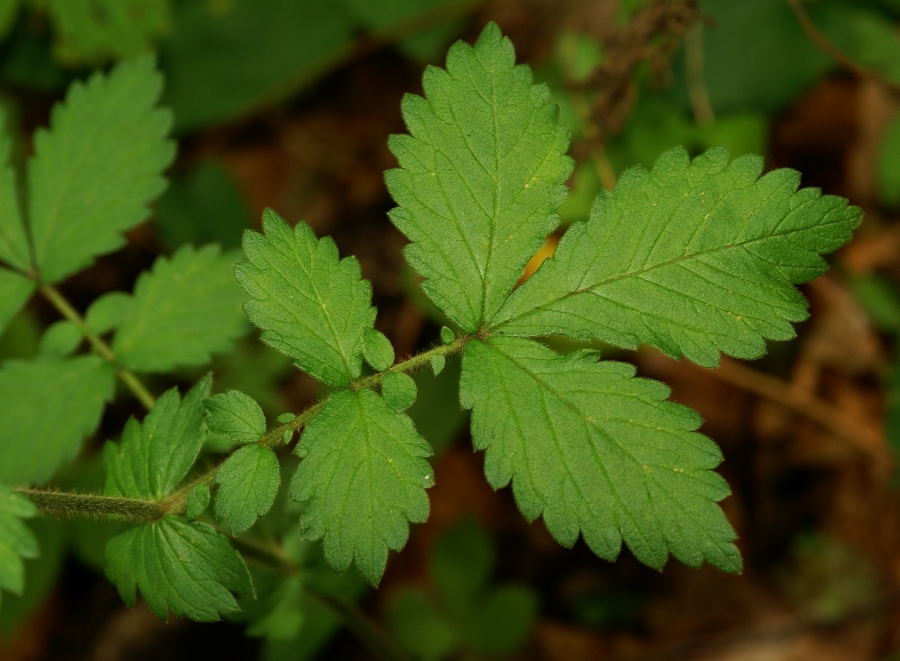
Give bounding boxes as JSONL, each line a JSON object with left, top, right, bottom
{"left": 787, "top": 0, "right": 900, "bottom": 100}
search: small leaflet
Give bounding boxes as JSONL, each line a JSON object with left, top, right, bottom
{"left": 104, "top": 375, "right": 211, "bottom": 500}
{"left": 430, "top": 354, "right": 445, "bottom": 376}
{"left": 186, "top": 484, "right": 211, "bottom": 520}
{"left": 104, "top": 515, "right": 253, "bottom": 622}
{"left": 382, "top": 371, "right": 417, "bottom": 412}
{"left": 362, "top": 328, "right": 395, "bottom": 372}
{"left": 214, "top": 445, "right": 281, "bottom": 535}
{"left": 38, "top": 321, "right": 82, "bottom": 358}
{"left": 291, "top": 389, "right": 433, "bottom": 585}
{"left": 0, "top": 270, "right": 34, "bottom": 338}
{"left": 440, "top": 326, "right": 455, "bottom": 345}
{"left": 204, "top": 389, "right": 266, "bottom": 445}
{"left": 235, "top": 209, "right": 377, "bottom": 387}
{"left": 85, "top": 291, "right": 132, "bottom": 335}
{"left": 0, "top": 483, "right": 39, "bottom": 609}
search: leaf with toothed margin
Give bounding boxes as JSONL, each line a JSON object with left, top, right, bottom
{"left": 460, "top": 336, "right": 741, "bottom": 574}
{"left": 385, "top": 21, "right": 573, "bottom": 333}
{"left": 290, "top": 389, "right": 434, "bottom": 585}
{"left": 491, "top": 146, "right": 860, "bottom": 367}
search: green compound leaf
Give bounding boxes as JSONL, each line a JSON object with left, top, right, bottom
{"left": 204, "top": 389, "right": 266, "bottom": 445}
{"left": 104, "top": 515, "right": 253, "bottom": 622}
{"left": 0, "top": 109, "right": 29, "bottom": 272}
{"left": 0, "top": 356, "right": 115, "bottom": 485}
{"left": 113, "top": 244, "right": 247, "bottom": 372}
{"left": 235, "top": 209, "right": 376, "bottom": 387}
{"left": 214, "top": 445, "right": 280, "bottom": 535}
{"left": 460, "top": 336, "right": 741, "bottom": 573}
{"left": 104, "top": 375, "right": 211, "bottom": 500}
{"left": 382, "top": 371, "right": 417, "bottom": 412}
{"left": 28, "top": 55, "right": 174, "bottom": 284}
{"left": 0, "top": 270, "right": 34, "bottom": 337}
{"left": 290, "top": 389, "right": 434, "bottom": 585}
{"left": 386, "top": 22, "right": 572, "bottom": 333}
{"left": 0, "top": 483, "right": 39, "bottom": 610}
{"left": 493, "top": 147, "right": 860, "bottom": 367}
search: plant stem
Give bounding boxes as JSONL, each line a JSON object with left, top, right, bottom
{"left": 17, "top": 488, "right": 166, "bottom": 523}
{"left": 351, "top": 334, "right": 470, "bottom": 392}
{"left": 39, "top": 284, "right": 156, "bottom": 410}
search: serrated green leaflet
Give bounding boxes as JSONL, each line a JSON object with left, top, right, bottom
{"left": 0, "top": 270, "right": 33, "bottom": 337}
{"left": 104, "top": 515, "right": 253, "bottom": 622}
{"left": 236, "top": 209, "right": 376, "bottom": 387}
{"left": 290, "top": 389, "right": 433, "bottom": 584}
{"left": 386, "top": 22, "right": 573, "bottom": 332}
{"left": 27, "top": 55, "right": 174, "bottom": 283}
{"left": 113, "top": 244, "right": 247, "bottom": 372}
{"left": 0, "top": 109, "right": 28, "bottom": 273}
{"left": 204, "top": 389, "right": 266, "bottom": 444}
{"left": 0, "top": 483, "right": 39, "bottom": 610}
{"left": 104, "top": 376, "right": 211, "bottom": 500}
{"left": 214, "top": 445, "right": 280, "bottom": 534}
{"left": 460, "top": 336, "right": 741, "bottom": 573}
{"left": 493, "top": 147, "right": 860, "bottom": 367}
{"left": 0, "top": 356, "right": 115, "bottom": 485}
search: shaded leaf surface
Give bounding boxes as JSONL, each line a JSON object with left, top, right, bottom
{"left": 494, "top": 147, "right": 860, "bottom": 366}
{"left": 386, "top": 22, "right": 572, "bottom": 332}
{"left": 0, "top": 356, "right": 114, "bottom": 485}
{"left": 0, "top": 109, "right": 28, "bottom": 272}
{"left": 460, "top": 336, "right": 741, "bottom": 573}
{"left": 104, "top": 376, "right": 211, "bottom": 500}
{"left": 113, "top": 244, "right": 247, "bottom": 372}
{"left": 290, "top": 389, "right": 433, "bottom": 584}
{"left": 27, "top": 55, "right": 174, "bottom": 283}
{"left": 0, "top": 270, "right": 33, "bottom": 337}
{"left": 236, "top": 209, "right": 376, "bottom": 387}
{"left": 104, "top": 515, "right": 252, "bottom": 622}
{"left": 0, "top": 484, "right": 39, "bottom": 610}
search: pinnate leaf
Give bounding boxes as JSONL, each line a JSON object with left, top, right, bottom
{"left": 235, "top": 209, "right": 376, "bottom": 387}
{"left": 460, "top": 336, "right": 741, "bottom": 573}
{"left": 104, "top": 375, "right": 211, "bottom": 500}
{"left": 28, "top": 55, "right": 174, "bottom": 283}
{"left": 0, "top": 356, "right": 115, "bottom": 485}
{"left": 113, "top": 244, "right": 247, "bottom": 372}
{"left": 493, "top": 147, "right": 861, "bottom": 366}
{"left": 214, "top": 445, "right": 280, "bottom": 534}
{"left": 290, "top": 389, "right": 434, "bottom": 584}
{"left": 104, "top": 515, "right": 253, "bottom": 622}
{"left": 0, "top": 483, "right": 39, "bottom": 610}
{"left": 386, "top": 22, "right": 572, "bottom": 332}
{"left": 204, "top": 389, "right": 266, "bottom": 444}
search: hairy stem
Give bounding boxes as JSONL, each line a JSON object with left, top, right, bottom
{"left": 39, "top": 284, "right": 156, "bottom": 410}
{"left": 17, "top": 488, "right": 166, "bottom": 523}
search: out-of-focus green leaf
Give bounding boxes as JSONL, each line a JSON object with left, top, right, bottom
{"left": 466, "top": 585, "right": 538, "bottom": 654}
{"left": 430, "top": 518, "right": 492, "bottom": 612}
{"left": 388, "top": 588, "right": 458, "bottom": 661}
{"left": 37, "top": 320, "right": 81, "bottom": 358}
{"left": 0, "top": 483, "right": 38, "bottom": 611}
{"left": 0, "top": 356, "right": 114, "bottom": 485}
{"left": 0, "top": 270, "right": 33, "bottom": 338}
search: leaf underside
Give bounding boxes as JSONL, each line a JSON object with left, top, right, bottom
{"left": 493, "top": 146, "right": 861, "bottom": 367}
{"left": 385, "top": 21, "right": 573, "bottom": 333}
{"left": 460, "top": 336, "right": 741, "bottom": 573}
{"left": 104, "top": 515, "right": 253, "bottom": 622}
{"left": 235, "top": 209, "right": 376, "bottom": 387}
{"left": 291, "top": 389, "right": 434, "bottom": 585}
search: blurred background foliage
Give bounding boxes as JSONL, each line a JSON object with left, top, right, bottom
{"left": 3, "top": 0, "right": 900, "bottom": 659}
